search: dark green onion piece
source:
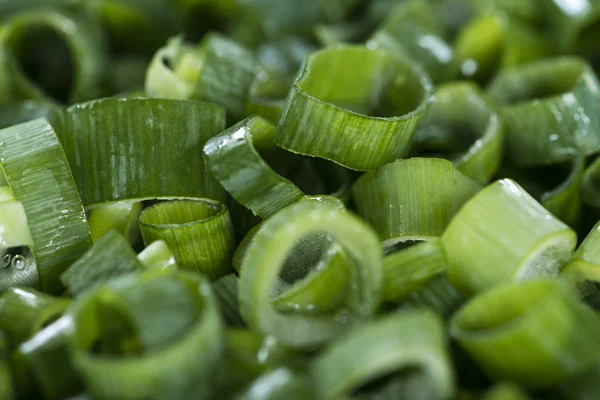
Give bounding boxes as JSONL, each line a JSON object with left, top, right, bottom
{"left": 204, "top": 116, "right": 303, "bottom": 219}
{"left": 444, "top": 179, "right": 576, "bottom": 296}
{"left": 60, "top": 230, "right": 144, "bottom": 297}
{"left": 581, "top": 155, "right": 600, "bottom": 208}
{"left": 88, "top": 201, "right": 142, "bottom": 244}
{"left": 455, "top": 13, "right": 548, "bottom": 84}
{"left": 55, "top": 98, "right": 226, "bottom": 206}
{"left": 275, "top": 45, "right": 433, "bottom": 171}
{"left": 0, "top": 8, "right": 106, "bottom": 103}
{"left": 450, "top": 279, "right": 600, "bottom": 388}
{"left": 487, "top": 57, "right": 600, "bottom": 166}
{"left": 545, "top": 0, "right": 600, "bottom": 56}
{"left": 145, "top": 33, "right": 257, "bottom": 122}
{"left": 0, "top": 332, "right": 14, "bottom": 400}
{"left": 239, "top": 199, "right": 382, "bottom": 348}
{"left": 406, "top": 274, "right": 464, "bottom": 317}
{"left": 0, "top": 118, "right": 91, "bottom": 292}
{"left": 212, "top": 274, "right": 245, "bottom": 327}
{"left": 412, "top": 82, "right": 504, "bottom": 184}
{"left": 237, "top": 0, "right": 358, "bottom": 38}
{"left": 0, "top": 287, "right": 69, "bottom": 349}
{"left": 352, "top": 158, "right": 481, "bottom": 246}
{"left": 138, "top": 199, "right": 236, "bottom": 280}
{"left": 382, "top": 239, "right": 447, "bottom": 304}
{"left": 69, "top": 269, "right": 224, "bottom": 400}
{"left": 312, "top": 309, "right": 454, "bottom": 400}
{"left": 14, "top": 316, "right": 82, "bottom": 400}
{"left": 368, "top": 0, "right": 457, "bottom": 82}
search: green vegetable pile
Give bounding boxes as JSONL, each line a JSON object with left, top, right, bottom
{"left": 2, "top": 0, "right": 600, "bottom": 399}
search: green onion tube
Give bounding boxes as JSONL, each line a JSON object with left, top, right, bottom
{"left": 0, "top": 118, "right": 91, "bottom": 292}
{"left": 136, "top": 240, "right": 177, "bottom": 271}
{"left": 444, "top": 179, "right": 576, "bottom": 296}
{"left": 0, "top": 287, "right": 69, "bottom": 349}
{"left": 562, "top": 221, "right": 600, "bottom": 284}
{"left": 138, "top": 199, "right": 236, "bottom": 280}
{"left": 275, "top": 45, "right": 433, "bottom": 171}
{"left": 450, "top": 279, "right": 600, "bottom": 388}
{"left": 87, "top": 201, "right": 143, "bottom": 244}
{"left": 0, "top": 9, "right": 106, "bottom": 103}
{"left": 406, "top": 274, "right": 464, "bottom": 317}
{"left": 60, "top": 230, "right": 144, "bottom": 297}
{"left": 368, "top": 0, "right": 457, "bottom": 82}
{"left": 239, "top": 200, "right": 382, "bottom": 348}
{"left": 69, "top": 269, "right": 225, "bottom": 400}
{"left": 55, "top": 98, "right": 226, "bottom": 206}
{"left": 204, "top": 116, "right": 303, "bottom": 219}
{"left": 145, "top": 33, "right": 257, "bottom": 122}
{"left": 455, "top": 13, "right": 548, "bottom": 84}
{"left": 312, "top": 309, "right": 454, "bottom": 400}
{"left": 212, "top": 275, "right": 245, "bottom": 327}
{"left": 487, "top": 57, "right": 600, "bottom": 166}
{"left": 352, "top": 158, "right": 481, "bottom": 246}
{"left": 234, "top": 367, "right": 314, "bottom": 400}
{"left": 412, "top": 82, "right": 504, "bottom": 184}
{"left": 382, "top": 239, "right": 448, "bottom": 304}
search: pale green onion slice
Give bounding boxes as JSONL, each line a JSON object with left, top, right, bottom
{"left": 487, "top": 57, "right": 600, "bottom": 166}
{"left": 444, "top": 179, "right": 576, "bottom": 296}
{"left": 450, "top": 279, "right": 600, "bottom": 388}
{"left": 136, "top": 240, "right": 177, "bottom": 271}
{"left": 138, "top": 199, "right": 236, "bottom": 280}
{"left": 352, "top": 158, "right": 481, "bottom": 246}
{"left": 312, "top": 309, "right": 454, "bottom": 400}
{"left": 239, "top": 199, "right": 382, "bottom": 348}
{"left": 87, "top": 201, "right": 143, "bottom": 244}
{"left": 275, "top": 45, "right": 433, "bottom": 171}
{"left": 0, "top": 118, "right": 91, "bottom": 292}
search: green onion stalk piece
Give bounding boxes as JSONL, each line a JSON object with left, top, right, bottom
{"left": 487, "top": 57, "right": 600, "bottom": 166}
{"left": 237, "top": 0, "right": 359, "bottom": 38}
{"left": 312, "top": 309, "right": 454, "bottom": 400}
{"left": 204, "top": 116, "right": 303, "bottom": 219}
{"left": 352, "top": 158, "right": 481, "bottom": 247}
{"left": 367, "top": 0, "right": 458, "bottom": 82}
{"left": 136, "top": 240, "right": 177, "bottom": 270}
{"left": 455, "top": 12, "right": 548, "bottom": 84}
{"left": 145, "top": 33, "right": 257, "bottom": 123}
{"left": 0, "top": 8, "right": 106, "bottom": 104}
{"left": 239, "top": 199, "right": 382, "bottom": 349}
{"left": 562, "top": 220, "right": 600, "bottom": 284}
{"left": 0, "top": 118, "right": 92, "bottom": 292}
{"left": 0, "top": 287, "right": 69, "bottom": 349}
{"left": 412, "top": 82, "right": 504, "bottom": 184}
{"left": 54, "top": 98, "right": 226, "bottom": 207}
{"left": 450, "top": 279, "right": 600, "bottom": 388}
{"left": 0, "top": 100, "right": 61, "bottom": 130}
{"left": 443, "top": 179, "right": 576, "bottom": 296}
{"left": 60, "top": 230, "right": 145, "bottom": 297}
{"left": 246, "top": 37, "right": 317, "bottom": 123}
{"left": 212, "top": 274, "right": 244, "bottom": 327}
{"left": 234, "top": 368, "right": 314, "bottom": 400}
{"left": 68, "top": 269, "right": 225, "bottom": 400}
{"left": 545, "top": 0, "right": 600, "bottom": 57}
{"left": 0, "top": 332, "right": 14, "bottom": 400}
{"left": 406, "top": 274, "right": 464, "bottom": 317}
{"left": 382, "top": 239, "right": 448, "bottom": 304}
{"left": 496, "top": 157, "right": 586, "bottom": 228}
{"left": 581, "top": 155, "right": 600, "bottom": 208}
{"left": 216, "top": 329, "right": 305, "bottom": 397}
{"left": 138, "top": 199, "right": 236, "bottom": 280}
{"left": 88, "top": 201, "right": 142, "bottom": 244}
{"left": 96, "top": 0, "right": 181, "bottom": 55}
{"left": 275, "top": 45, "right": 434, "bottom": 171}
{"left": 14, "top": 316, "right": 82, "bottom": 399}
